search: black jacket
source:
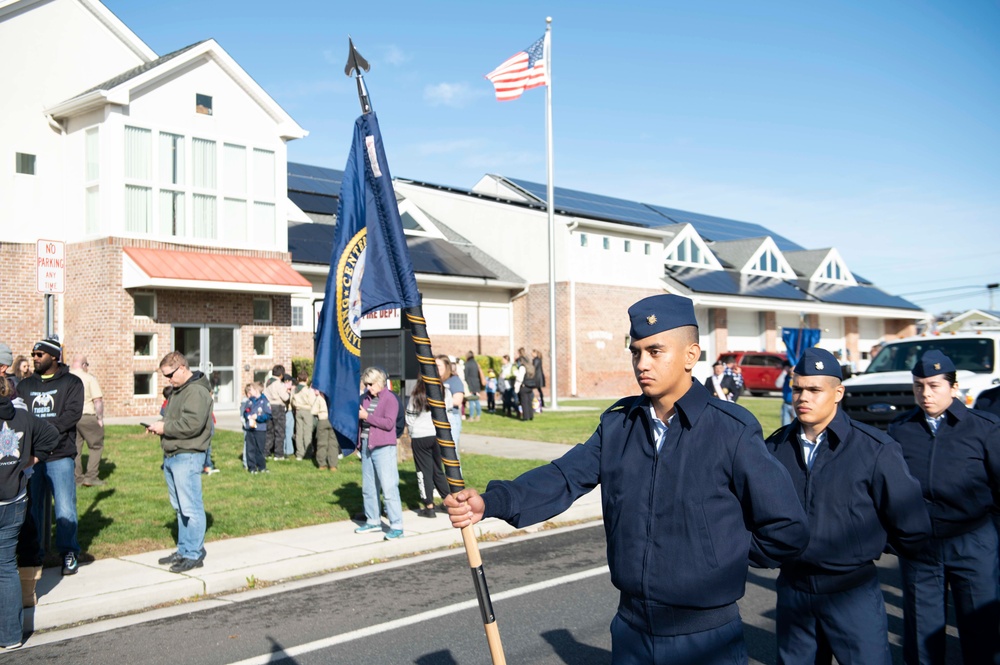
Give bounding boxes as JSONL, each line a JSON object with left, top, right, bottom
{"left": 974, "top": 385, "right": 1000, "bottom": 419}
{"left": 704, "top": 374, "right": 739, "bottom": 401}
{"left": 766, "top": 410, "right": 930, "bottom": 588}
{"left": 889, "top": 399, "right": 1000, "bottom": 538}
{"left": 482, "top": 380, "right": 809, "bottom": 610}
{"left": 0, "top": 397, "right": 60, "bottom": 501}
{"left": 16, "top": 363, "right": 84, "bottom": 462}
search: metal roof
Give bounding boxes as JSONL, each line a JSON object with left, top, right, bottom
{"left": 709, "top": 238, "right": 767, "bottom": 271}
{"left": 667, "top": 267, "right": 811, "bottom": 301}
{"left": 288, "top": 162, "right": 344, "bottom": 197}
{"left": 505, "top": 177, "right": 671, "bottom": 227}
{"left": 801, "top": 282, "right": 922, "bottom": 311}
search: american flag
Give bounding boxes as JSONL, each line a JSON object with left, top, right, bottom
{"left": 485, "top": 35, "right": 547, "bottom": 102}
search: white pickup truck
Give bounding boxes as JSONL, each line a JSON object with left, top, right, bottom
{"left": 842, "top": 332, "right": 1000, "bottom": 428}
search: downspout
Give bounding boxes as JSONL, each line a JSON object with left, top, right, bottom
{"left": 566, "top": 221, "right": 579, "bottom": 396}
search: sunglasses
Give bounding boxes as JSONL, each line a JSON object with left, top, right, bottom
{"left": 31, "top": 352, "right": 46, "bottom": 358}
{"left": 162, "top": 367, "right": 179, "bottom": 379}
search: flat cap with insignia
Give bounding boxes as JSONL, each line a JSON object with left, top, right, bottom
{"left": 628, "top": 294, "right": 698, "bottom": 341}
{"left": 793, "top": 347, "right": 842, "bottom": 379}
{"left": 911, "top": 349, "right": 956, "bottom": 378}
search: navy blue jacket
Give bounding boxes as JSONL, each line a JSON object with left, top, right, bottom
{"left": 766, "top": 409, "right": 930, "bottom": 578}
{"left": 482, "top": 380, "right": 809, "bottom": 609}
{"left": 974, "top": 385, "right": 1000, "bottom": 419}
{"left": 888, "top": 399, "right": 1000, "bottom": 538}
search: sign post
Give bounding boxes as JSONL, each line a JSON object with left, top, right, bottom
{"left": 36, "top": 239, "right": 65, "bottom": 338}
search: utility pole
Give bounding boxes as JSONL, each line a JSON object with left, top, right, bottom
{"left": 988, "top": 283, "right": 998, "bottom": 310}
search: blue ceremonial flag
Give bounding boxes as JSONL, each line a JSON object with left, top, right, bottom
{"left": 313, "top": 112, "right": 421, "bottom": 443}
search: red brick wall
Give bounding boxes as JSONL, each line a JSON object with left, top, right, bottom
{"left": 764, "top": 311, "right": 777, "bottom": 351}
{"left": 844, "top": 316, "right": 859, "bottom": 362}
{"left": 884, "top": 319, "right": 917, "bottom": 340}
{"left": 713, "top": 309, "right": 728, "bottom": 355}
{"left": 0, "top": 243, "right": 51, "bottom": 361}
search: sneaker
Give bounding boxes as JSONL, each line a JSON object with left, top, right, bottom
{"left": 354, "top": 523, "right": 382, "bottom": 534}
{"left": 205, "top": 468, "right": 220, "bottom": 475}
{"left": 418, "top": 508, "right": 436, "bottom": 519}
{"left": 169, "top": 557, "right": 204, "bottom": 574}
{"left": 62, "top": 552, "right": 79, "bottom": 576}
{"left": 0, "top": 642, "right": 22, "bottom": 650}
{"left": 158, "top": 551, "right": 183, "bottom": 566}
{"left": 82, "top": 479, "right": 106, "bottom": 487}
{"left": 384, "top": 529, "right": 404, "bottom": 540}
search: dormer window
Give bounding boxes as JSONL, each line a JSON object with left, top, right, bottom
{"left": 664, "top": 224, "right": 722, "bottom": 270}
{"left": 743, "top": 238, "right": 796, "bottom": 278}
{"left": 814, "top": 249, "right": 857, "bottom": 285}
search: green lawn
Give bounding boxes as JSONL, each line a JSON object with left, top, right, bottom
{"left": 67, "top": 394, "right": 782, "bottom": 562}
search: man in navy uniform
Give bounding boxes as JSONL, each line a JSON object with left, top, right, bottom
{"left": 974, "top": 384, "right": 1000, "bottom": 418}
{"left": 764, "top": 347, "right": 930, "bottom": 664}
{"left": 446, "top": 294, "right": 810, "bottom": 664}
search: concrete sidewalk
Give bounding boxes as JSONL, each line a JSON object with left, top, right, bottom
{"left": 23, "top": 432, "right": 600, "bottom": 636}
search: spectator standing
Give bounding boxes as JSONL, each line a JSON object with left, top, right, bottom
{"left": 311, "top": 390, "right": 337, "bottom": 471}
{"left": 765, "top": 348, "right": 930, "bottom": 664}
{"left": 500, "top": 354, "right": 515, "bottom": 417}
{"left": 779, "top": 361, "right": 794, "bottom": 427}
{"left": 704, "top": 360, "right": 738, "bottom": 401}
{"left": 463, "top": 351, "right": 484, "bottom": 422}
{"left": 0, "top": 346, "right": 13, "bottom": 391}
{"left": 485, "top": 370, "right": 498, "bottom": 414}
{"left": 513, "top": 349, "right": 536, "bottom": 421}
{"left": 290, "top": 372, "right": 317, "bottom": 460}
{"left": 405, "top": 377, "right": 451, "bottom": 518}
{"left": 146, "top": 351, "right": 213, "bottom": 573}
{"left": 436, "top": 356, "right": 465, "bottom": 447}
{"left": 16, "top": 337, "right": 83, "bottom": 576}
{"left": 0, "top": 376, "right": 59, "bottom": 651}
{"left": 281, "top": 373, "right": 294, "bottom": 458}
{"left": 888, "top": 350, "right": 1000, "bottom": 664}
{"left": 724, "top": 359, "right": 745, "bottom": 402}
{"left": 262, "top": 365, "right": 290, "bottom": 460}
{"left": 240, "top": 382, "right": 270, "bottom": 474}
{"left": 532, "top": 349, "right": 546, "bottom": 411}
{"left": 70, "top": 355, "right": 105, "bottom": 487}
{"left": 354, "top": 367, "right": 403, "bottom": 539}
{"left": 446, "top": 294, "right": 808, "bottom": 662}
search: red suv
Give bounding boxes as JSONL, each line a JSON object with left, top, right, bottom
{"left": 716, "top": 351, "right": 788, "bottom": 396}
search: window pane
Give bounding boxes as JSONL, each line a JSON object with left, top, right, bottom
{"left": 224, "top": 143, "right": 246, "bottom": 195}
{"left": 192, "top": 194, "right": 216, "bottom": 239}
{"left": 691, "top": 242, "right": 701, "bottom": 264}
{"left": 125, "top": 185, "right": 152, "bottom": 233}
{"left": 192, "top": 138, "right": 216, "bottom": 189}
{"left": 134, "top": 373, "right": 153, "bottom": 396}
{"left": 253, "top": 148, "right": 275, "bottom": 200}
{"left": 159, "top": 190, "right": 185, "bottom": 236}
{"left": 224, "top": 198, "right": 247, "bottom": 240}
{"left": 292, "top": 306, "right": 304, "bottom": 327}
{"left": 254, "top": 201, "right": 275, "bottom": 244}
{"left": 85, "top": 129, "right": 99, "bottom": 181}
{"left": 603, "top": 237, "right": 610, "bottom": 250}
{"left": 448, "top": 313, "right": 469, "bottom": 331}
{"left": 15, "top": 152, "right": 36, "bottom": 175}
{"left": 624, "top": 240, "right": 631, "bottom": 253}
{"left": 677, "top": 239, "right": 687, "bottom": 262}
{"left": 253, "top": 335, "right": 271, "bottom": 356}
{"left": 770, "top": 253, "right": 778, "bottom": 273}
{"left": 86, "top": 187, "right": 100, "bottom": 234}
{"left": 159, "top": 133, "right": 184, "bottom": 186}
{"left": 134, "top": 293, "right": 155, "bottom": 318}
{"left": 134, "top": 333, "right": 154, "bottom": 356}
{"left": 124, "top": 126, "right": 151, "bottom": 180}
{"left": 580, "top": 233, "right": 588, "bottom": 247}
{"left": 253, "top": 298, "right": 271, "bottom": 321}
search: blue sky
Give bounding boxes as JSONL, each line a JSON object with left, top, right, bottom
{"left": 104, "top": 1, "right": 1000, "bottom": 316}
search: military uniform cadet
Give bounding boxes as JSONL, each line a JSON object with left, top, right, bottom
{"left": 446, "top": 294, "right": 809, "bottom": 665}
{"left": 974, "top": 384, "right": 1000, "bottom": 418}
{"left": 889, "top": 350, "right": 1000, "bottom": 665}
{"left": 765, "top": 347, "right": 930, "bottom": 665}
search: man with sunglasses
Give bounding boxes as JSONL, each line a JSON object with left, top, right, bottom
{"left": 16, "top": 337, "right": 84, "bottom": 576}
{"left": 146, "top": 351, "right": 213, "bottom": 573}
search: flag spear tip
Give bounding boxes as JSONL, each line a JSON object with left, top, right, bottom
{"left": 344, "top": 37, "right": 372, "bottom": 114}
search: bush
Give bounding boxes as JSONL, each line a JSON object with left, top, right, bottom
{"left": 292, "top": 356, "right": 315, "bottom": 381}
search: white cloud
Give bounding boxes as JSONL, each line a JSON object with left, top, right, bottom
{"left": 423, "top": 82, "right": 487, "bottom": 108}
{"left": 383, "top": 45, "right": 409, "bottom": 66}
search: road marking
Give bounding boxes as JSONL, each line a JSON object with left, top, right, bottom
{"left": 226, "top": 565, "right": 610, "bottom": 665}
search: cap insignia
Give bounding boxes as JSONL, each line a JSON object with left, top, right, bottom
{"left": 815, "top": 361, "right": 824, "bottom": 370}
{"left": 933, "top": 362, "right": 941, "bottom": 370}
{"left": 646, "top": 314, "right": 657, "bottom": 325}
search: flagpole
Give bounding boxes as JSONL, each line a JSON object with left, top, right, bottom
{"left": 342, "top": 39, "right": 507, "bottom": 665}
{"left": 544, "top": 17, "right": 559, "bottom": 410}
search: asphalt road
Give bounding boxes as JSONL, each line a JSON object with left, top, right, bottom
{"left": 11, "top": 523, "right": 958, "bottom": 664}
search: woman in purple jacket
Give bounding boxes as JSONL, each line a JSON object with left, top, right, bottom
{"left": 353, "top": 368, "right": 403, "bottom": 540}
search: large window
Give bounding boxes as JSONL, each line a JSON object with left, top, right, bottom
{"left": 124, "top": 126, "right": 153, "bottom": 233}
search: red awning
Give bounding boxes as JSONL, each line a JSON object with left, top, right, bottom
{"left": 123, "top": 247, "right": 312, "bottom": 293}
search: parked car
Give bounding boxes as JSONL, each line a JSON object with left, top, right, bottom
{"left": 716, "top": 351, "right": 788, "bottom": 396}
{"left": 842, "top": 332, "right": 1000, "bottom": 429}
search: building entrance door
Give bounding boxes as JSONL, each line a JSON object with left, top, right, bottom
{"left": 173, "top": 325, "right": 239, "bottom": 410}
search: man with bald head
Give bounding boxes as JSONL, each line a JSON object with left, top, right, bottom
{"left": 764, "top": 347, "right": 930, "bottom": 664}
{"left": 446, "top": 294, "right": 809, "bottom": 664}
{"left": 70, "top": 355, "right": 104, "bottom": 487}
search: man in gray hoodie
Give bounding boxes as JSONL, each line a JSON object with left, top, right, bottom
{"left": 146, "top": 351, "right": 213, "bottom": 574}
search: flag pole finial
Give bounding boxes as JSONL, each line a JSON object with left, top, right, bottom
{"left": 344, "top": 37, "right": 372, "bottom": 114}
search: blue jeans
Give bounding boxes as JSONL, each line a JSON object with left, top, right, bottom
{"left": 162, "top": 453, "right": 206, "bottom": 560}
{"left": 284, "top": 411, "right": 294, "bottom": 456}
{"left": 360, "top": 442, "right": 402, "bottom": 530}
{"left": 29, "top": 456, "right": 79, "bottom": 557}
{"left": 467, "top": 396, "right": 482, "bottom": 419}
{"left": 781, "top": 402, "right": 794, "bottom": 427}
{"left": 0, "top": 500, "right": 26, "bottom": 647}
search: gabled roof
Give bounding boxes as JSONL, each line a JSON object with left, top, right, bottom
{"left": 0, "top": 0, "right": 157, "bottom": 62}
{"left": 709, "top": 237, "right": 768, "bottom": 271}
{"left": 47, "top": 39, "right": 306, "bottom": 140}
{"left": 784, "top": 249, "right": 830, "bottom": 278}
{"left": 800, "top": 282, "right": 922, "bottom": 311}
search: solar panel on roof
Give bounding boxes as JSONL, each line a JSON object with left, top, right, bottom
{"left": 289, "top": 191, "right": 338, "bottom": 216}
{"left": 667, "top": 268, "right": 811, "bottom": 301}
{"left": 805, "top": 283, "right": 921, "bottom": 310}
{"left": 507, "top": 177, "right": 671, "bottom": 227}
{"left": 646, "top": 204, "right": 804, "bottom": 252}
{"left": 288, "top": 174, "right": 342, "bottom": 197}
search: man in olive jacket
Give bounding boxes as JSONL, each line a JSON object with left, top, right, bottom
{"left": 146, "top": 351, "right": 213, "bottom": 573}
